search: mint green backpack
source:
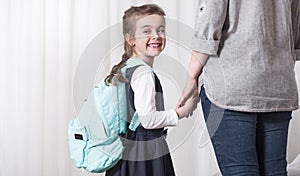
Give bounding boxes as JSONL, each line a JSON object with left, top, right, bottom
{"left": 68, "top": 60, "right": 143, "bottom": 173}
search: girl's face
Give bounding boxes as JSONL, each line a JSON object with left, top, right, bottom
{"left": 130, "top": 14, "right": 166, "bottom": 61}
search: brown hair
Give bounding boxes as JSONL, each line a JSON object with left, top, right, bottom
{"left": 104, "top": 4, "right": 166, "bottom": 85}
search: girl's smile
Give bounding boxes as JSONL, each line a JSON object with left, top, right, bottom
{"left": 147, "top": 42, "right": 163, "bottom": 50}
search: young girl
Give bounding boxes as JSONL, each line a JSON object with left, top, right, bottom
{"left": 104, "top": 4, "right": 198, "bottom": 176}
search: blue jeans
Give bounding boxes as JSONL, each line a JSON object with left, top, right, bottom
{"left": 200, "top": 87, "right": 292, "bottom": 176}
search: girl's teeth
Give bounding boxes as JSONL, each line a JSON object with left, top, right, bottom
{"left": 149, "top": 44, "right": 160, "bottom": 48}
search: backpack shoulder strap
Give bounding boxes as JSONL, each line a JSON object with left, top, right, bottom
{"left": 121, "top": 59, "right": 160, "bottom": 131}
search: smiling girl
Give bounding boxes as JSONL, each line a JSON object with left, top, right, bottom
{"left": 104, "top": 4, "right": 198, "bottom": 176}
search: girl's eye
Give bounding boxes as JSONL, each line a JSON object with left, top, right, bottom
{"left": 157, "top": 29, "right": 165, "bottom": 33}
{"left": 157, "top": 27, "right": 165, "bottom": 34}
{"left": 143, "top": 30, "right": 151, "bottom": 34}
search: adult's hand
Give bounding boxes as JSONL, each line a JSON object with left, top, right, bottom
{"left": 176, "top": 76, "right": 198, "bottom": 108}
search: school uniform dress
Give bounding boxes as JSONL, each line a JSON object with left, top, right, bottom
{"left": 105, "top": 59, "right": 178, "bottom": 176}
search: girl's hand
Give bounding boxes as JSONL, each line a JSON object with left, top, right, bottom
{"left": 176, "top": 94, "right": 200, "bottom": 119}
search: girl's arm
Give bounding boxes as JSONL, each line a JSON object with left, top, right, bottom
{"left": 131, "top": 67, "right": 179, "bottom": 129}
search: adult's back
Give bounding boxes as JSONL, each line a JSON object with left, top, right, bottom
{"left": 192, "top": 0, "right": 300, "bottom": 112}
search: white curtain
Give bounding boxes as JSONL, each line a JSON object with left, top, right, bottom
{"left": 1, "top": 0, "right": 299, "bottom": 176}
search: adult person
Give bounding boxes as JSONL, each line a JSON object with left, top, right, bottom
{"left": 177, "top": 0, "right": 300, "bottom": 175}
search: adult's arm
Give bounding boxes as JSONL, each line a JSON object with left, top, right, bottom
{"left": 191, "top": 0, "right": 229, "bottom": 55}
{"left": 292, "top": 0, "right": 300, "bottom": 61}
{"left": 177, "top": 0, "right": 229, "bottom": 107}
{"left": 177, "top": 51, "right": 208, "bottom": 108}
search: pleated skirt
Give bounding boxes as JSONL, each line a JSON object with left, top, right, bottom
{"left": 105, "top": 126, "right": 176, "bottom": 176}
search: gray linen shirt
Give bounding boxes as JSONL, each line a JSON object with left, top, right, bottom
{"left": 192, "top": 0, "right": 300, "bottom": 112}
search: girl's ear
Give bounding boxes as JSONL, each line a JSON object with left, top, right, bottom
{"left": 125, "top": 33, "right": 135, "bottom": 47}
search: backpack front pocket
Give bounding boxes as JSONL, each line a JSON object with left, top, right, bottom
{"left": 68, "top": 118, "right": 88, "bottom": 168}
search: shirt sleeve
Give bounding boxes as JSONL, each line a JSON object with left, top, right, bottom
{"left": 291, "top": 0, "right": 300, "bottom": 61}
{"left": 191, "top": 0, "right": 229, "bottom": 55}
{"left": 131, "top": 67, "right": 179, "bottom": 129}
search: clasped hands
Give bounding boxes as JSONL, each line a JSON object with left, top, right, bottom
{"left": 175, "top": 77, "right": 200, "bottom": 119}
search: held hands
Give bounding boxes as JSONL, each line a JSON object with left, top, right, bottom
{"left": 176, "top": 94, "right": 199, "bottom": 119}
{"left": 175, "top": 77, "right": 200, "bottom": 119}
{"left": 176, "top": 77, "right": 198, "bottom": 109}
